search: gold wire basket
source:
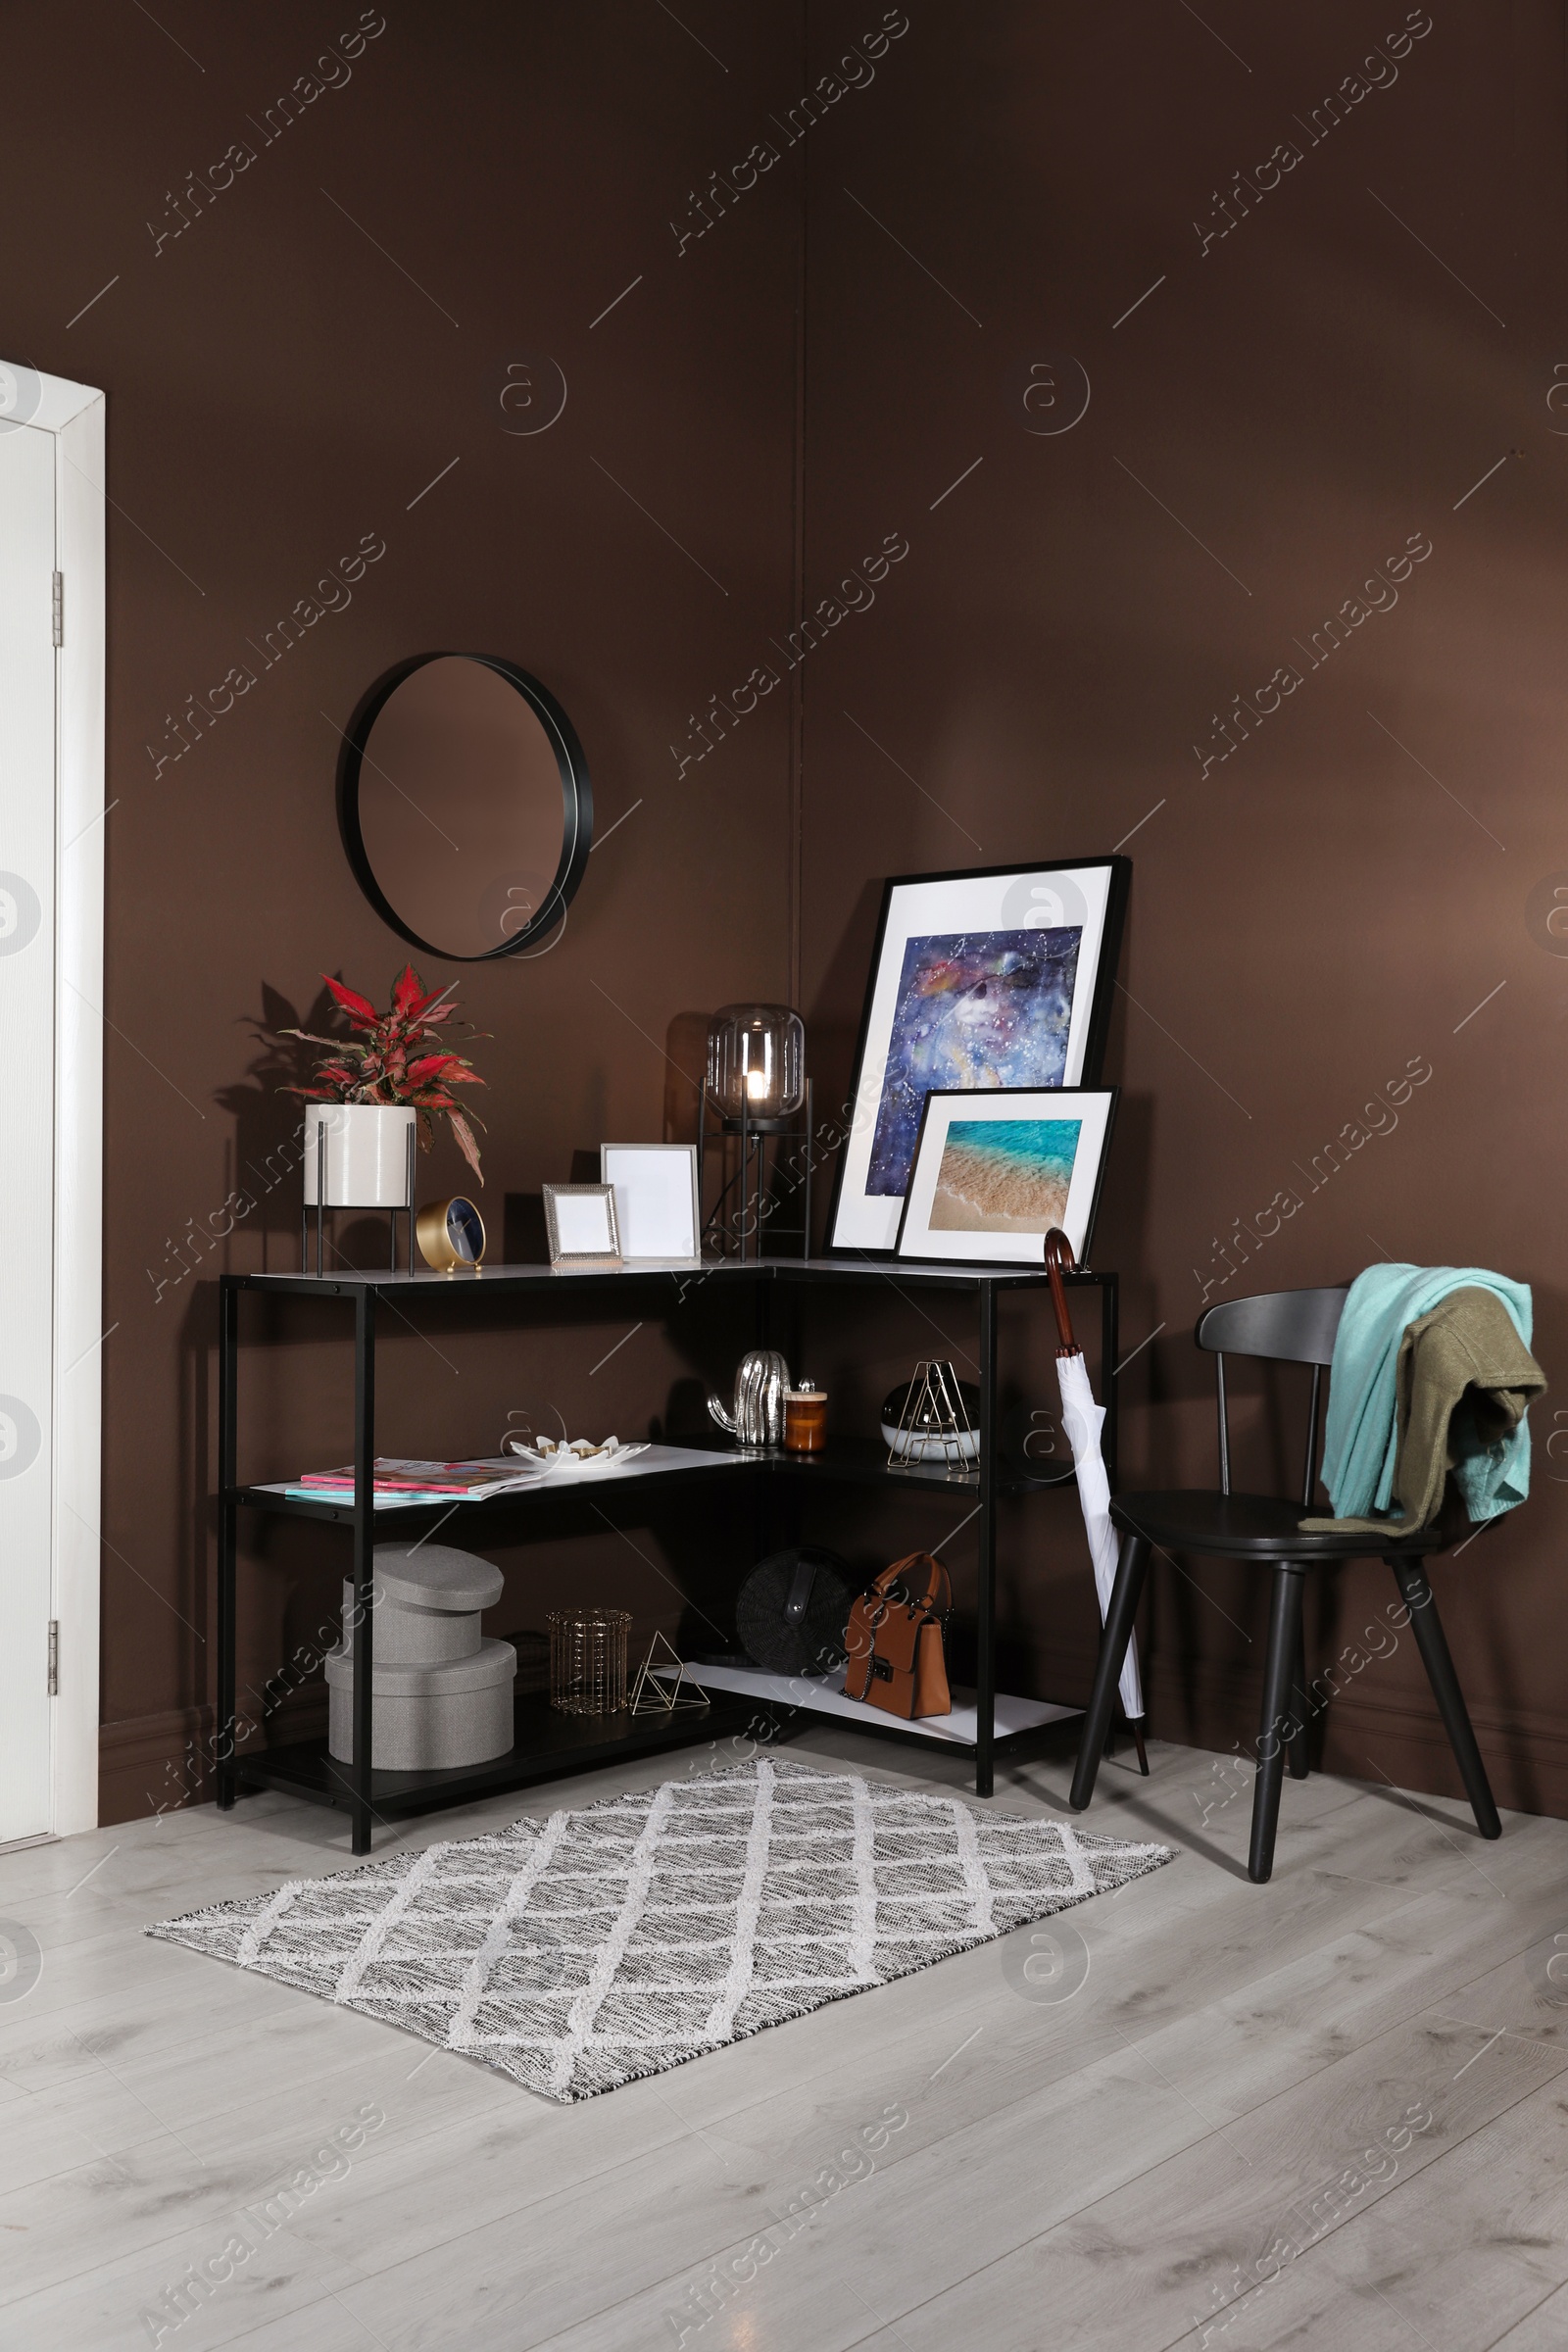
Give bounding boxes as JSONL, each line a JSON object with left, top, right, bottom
{"left": 546, "top": 1608, "right": 632, "bottom": 1715}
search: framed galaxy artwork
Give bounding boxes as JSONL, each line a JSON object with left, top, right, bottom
{"left": 825, "top": 858, "right": 1130, "bottom": 1254}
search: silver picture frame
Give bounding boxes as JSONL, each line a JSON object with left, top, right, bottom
{"left": 542, "top": 1182, "right": 622, "bottom": 1264}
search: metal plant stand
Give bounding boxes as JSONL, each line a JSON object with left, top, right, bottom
{"left": 301, "top": 1117, "right": 417, "bottom": 1277}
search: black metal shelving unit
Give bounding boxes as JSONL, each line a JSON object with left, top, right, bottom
{"left": 216, "top": 1255, "right": 1117, "bottom": 1852}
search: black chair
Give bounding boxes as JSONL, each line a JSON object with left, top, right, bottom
{"left": 1067, "top": 1284, "right": 1502, "bottom": 1882}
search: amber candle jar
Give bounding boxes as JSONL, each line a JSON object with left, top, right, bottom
{"left": 783, "top": 1383, "right": 827, "bottom": 1453}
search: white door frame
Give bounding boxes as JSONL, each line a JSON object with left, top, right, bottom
{"left": 11, "top": 368, "right": 105, "bottom": 1836}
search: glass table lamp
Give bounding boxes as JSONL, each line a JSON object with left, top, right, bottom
{"left": 707, "top": 1004, "right": 805, "bottom": 1122}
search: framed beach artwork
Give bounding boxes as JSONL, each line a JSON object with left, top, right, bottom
{"left": 825, "top": 858, "right": 1130, "bottom": 1253}
{"left": 895, "top": 1088, "right": 1118, "bottom": 1267}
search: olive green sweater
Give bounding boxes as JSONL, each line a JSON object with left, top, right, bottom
{"left": 1301, "top": 1286, "right": 1544, "bottom": 1540}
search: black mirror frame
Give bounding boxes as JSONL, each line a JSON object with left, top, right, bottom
{"left": 335, "top": 653, "right": 593, "bottom": 962}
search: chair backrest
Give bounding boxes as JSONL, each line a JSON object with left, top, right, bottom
{"left": 1194, "top": 1286, "right": 1349, "bottom": 1503}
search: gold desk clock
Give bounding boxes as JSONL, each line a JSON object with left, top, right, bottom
{"left": 416, "top": 1196, "right": 486, "bottom": 1272}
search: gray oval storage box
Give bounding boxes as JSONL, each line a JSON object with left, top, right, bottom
{"left": 375, "top": 1544, "right": 505, "bottom": 1612}
{"left": 326, "top": 1637, "right": 516, "bottom": 1770}
{"left": 340, "top": 1544, "right": 506, "bottom": 1667}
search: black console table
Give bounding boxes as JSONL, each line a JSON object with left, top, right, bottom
{"left": 216, "top": 1256, "right": 1117, "bottom": 1851}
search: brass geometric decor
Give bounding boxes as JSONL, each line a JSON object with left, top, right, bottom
{"left": 628, "top": 1630, "right": 711, "bottom": 1716}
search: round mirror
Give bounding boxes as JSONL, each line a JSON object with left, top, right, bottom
{"left": 337, "top": 654, "right": 592, "bottom": 960}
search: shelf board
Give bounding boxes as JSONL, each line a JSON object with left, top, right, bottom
{"left": 227, "top": 1676, "right": 1081, "bottom": 1822}
{"left": 230, "top": 1693, "right": 754, "bottom": 1819}
{"left": 231, "top": 1444, "right": 751, "bottom": 1520}
{"left": 230, "top": 1439, "right": 1081, "bottom": 1518}
{"left": 775, "top": 1438, "right": 1078, "bottom": 1496}
{"left": 224, "top": 1254, "right": 1095, "bottom": 1298}
{"left": 663, "top": 1662, "right": 1082, "bottom": 1750}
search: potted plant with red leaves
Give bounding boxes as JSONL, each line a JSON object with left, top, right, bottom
{"left": 283, "top": 965, "right": 488, "bottom": 1209}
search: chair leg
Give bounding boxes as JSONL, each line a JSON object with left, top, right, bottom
{"left": 1069, "top": 1532, "right": 1151, "bottom": 1812}
{"left": 1387, "top": 1554, "right": 1501, "bottom": 1839}
{"left": 1249, "top": 1568, "right": 1303, "bottom": 1883}
{"left": 1286, "top": 1586, "right": 1309, "bottom": 1783}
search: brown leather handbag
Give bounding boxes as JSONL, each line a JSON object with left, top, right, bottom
{"left": 842, "top": 1552, "right": 953, "bottom": 1719}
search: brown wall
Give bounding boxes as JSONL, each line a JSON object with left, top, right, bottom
{"left": 9, "top": 1, "right": 1566, "bottom": 1824}
{"left": 799, "top": 0, "right": 1568, "bottom": 1812}
{"left": 4, "top": 1, "right": 806, "bottom": 1820}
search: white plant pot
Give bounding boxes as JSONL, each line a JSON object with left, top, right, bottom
{"left": 303, "top": 1103, "right": 416, "bottom": 1208}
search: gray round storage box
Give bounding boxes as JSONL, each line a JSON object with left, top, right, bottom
{"left": 330, "top": 1543, "right": 514, "bottom": 1768}
{"left": 340, "top": 1544, "right": 505, "bottom": 1666}
{"left": 326, "top": 1638, "right": 516, "bottom": 1770}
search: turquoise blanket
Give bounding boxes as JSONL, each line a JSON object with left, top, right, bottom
{"left": 1320, "top": 1263, "right": 1534, "bottom": 1523}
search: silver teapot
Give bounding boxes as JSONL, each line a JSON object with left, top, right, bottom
{"left": 708, "top": 1348, "right": 791, "bottom": 1448}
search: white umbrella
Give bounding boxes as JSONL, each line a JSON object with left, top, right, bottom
{"left": 1046, "top": 1231, "right": 1148, "bottom": 1771}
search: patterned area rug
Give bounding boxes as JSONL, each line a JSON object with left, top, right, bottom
{"left": 148, "top": 1760, "right": 1174, "bottom": 2102}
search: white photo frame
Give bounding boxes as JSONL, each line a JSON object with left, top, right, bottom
{"left": 600, "top": 1144, "right": 702, "bottom": 1260}
{"left": 896, "top": 1088, "right": 1118, "bottom": 1266}
{"left": 827, "top": 858, "right": 1129, "bottom": 1253}
{"left": 542, "top": 1182, "right": 622, "bottom": 1263}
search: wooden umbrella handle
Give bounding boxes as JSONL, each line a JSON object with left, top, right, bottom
{"left": 1043, "top": 1228, "right": 1080, "bottom": 1356}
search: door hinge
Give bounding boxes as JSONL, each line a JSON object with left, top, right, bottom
{"left": 51, "top": 572, "right": 63, "bottom": 649}
{"left": 47, "top": 1622, "right": 59, "bottom": 1696}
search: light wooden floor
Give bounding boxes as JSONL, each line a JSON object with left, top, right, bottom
{"left": 2, "top": 1722, "right": 1566, "bottom": 2352}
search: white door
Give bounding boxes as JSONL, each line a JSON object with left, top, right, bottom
{"left": 0, "top": 418, "right": 60, "bottom": 1841}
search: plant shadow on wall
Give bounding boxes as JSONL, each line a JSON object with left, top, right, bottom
{"left": 215, "top": 982, "right": 343, "bottom": 1250}
{"left": 144, "top": 987, "right": 341, "bottom": 1314}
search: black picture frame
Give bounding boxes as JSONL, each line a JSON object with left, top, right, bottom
{"left": 824, "top": 856, "right": 1131, "bottom": 1256}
